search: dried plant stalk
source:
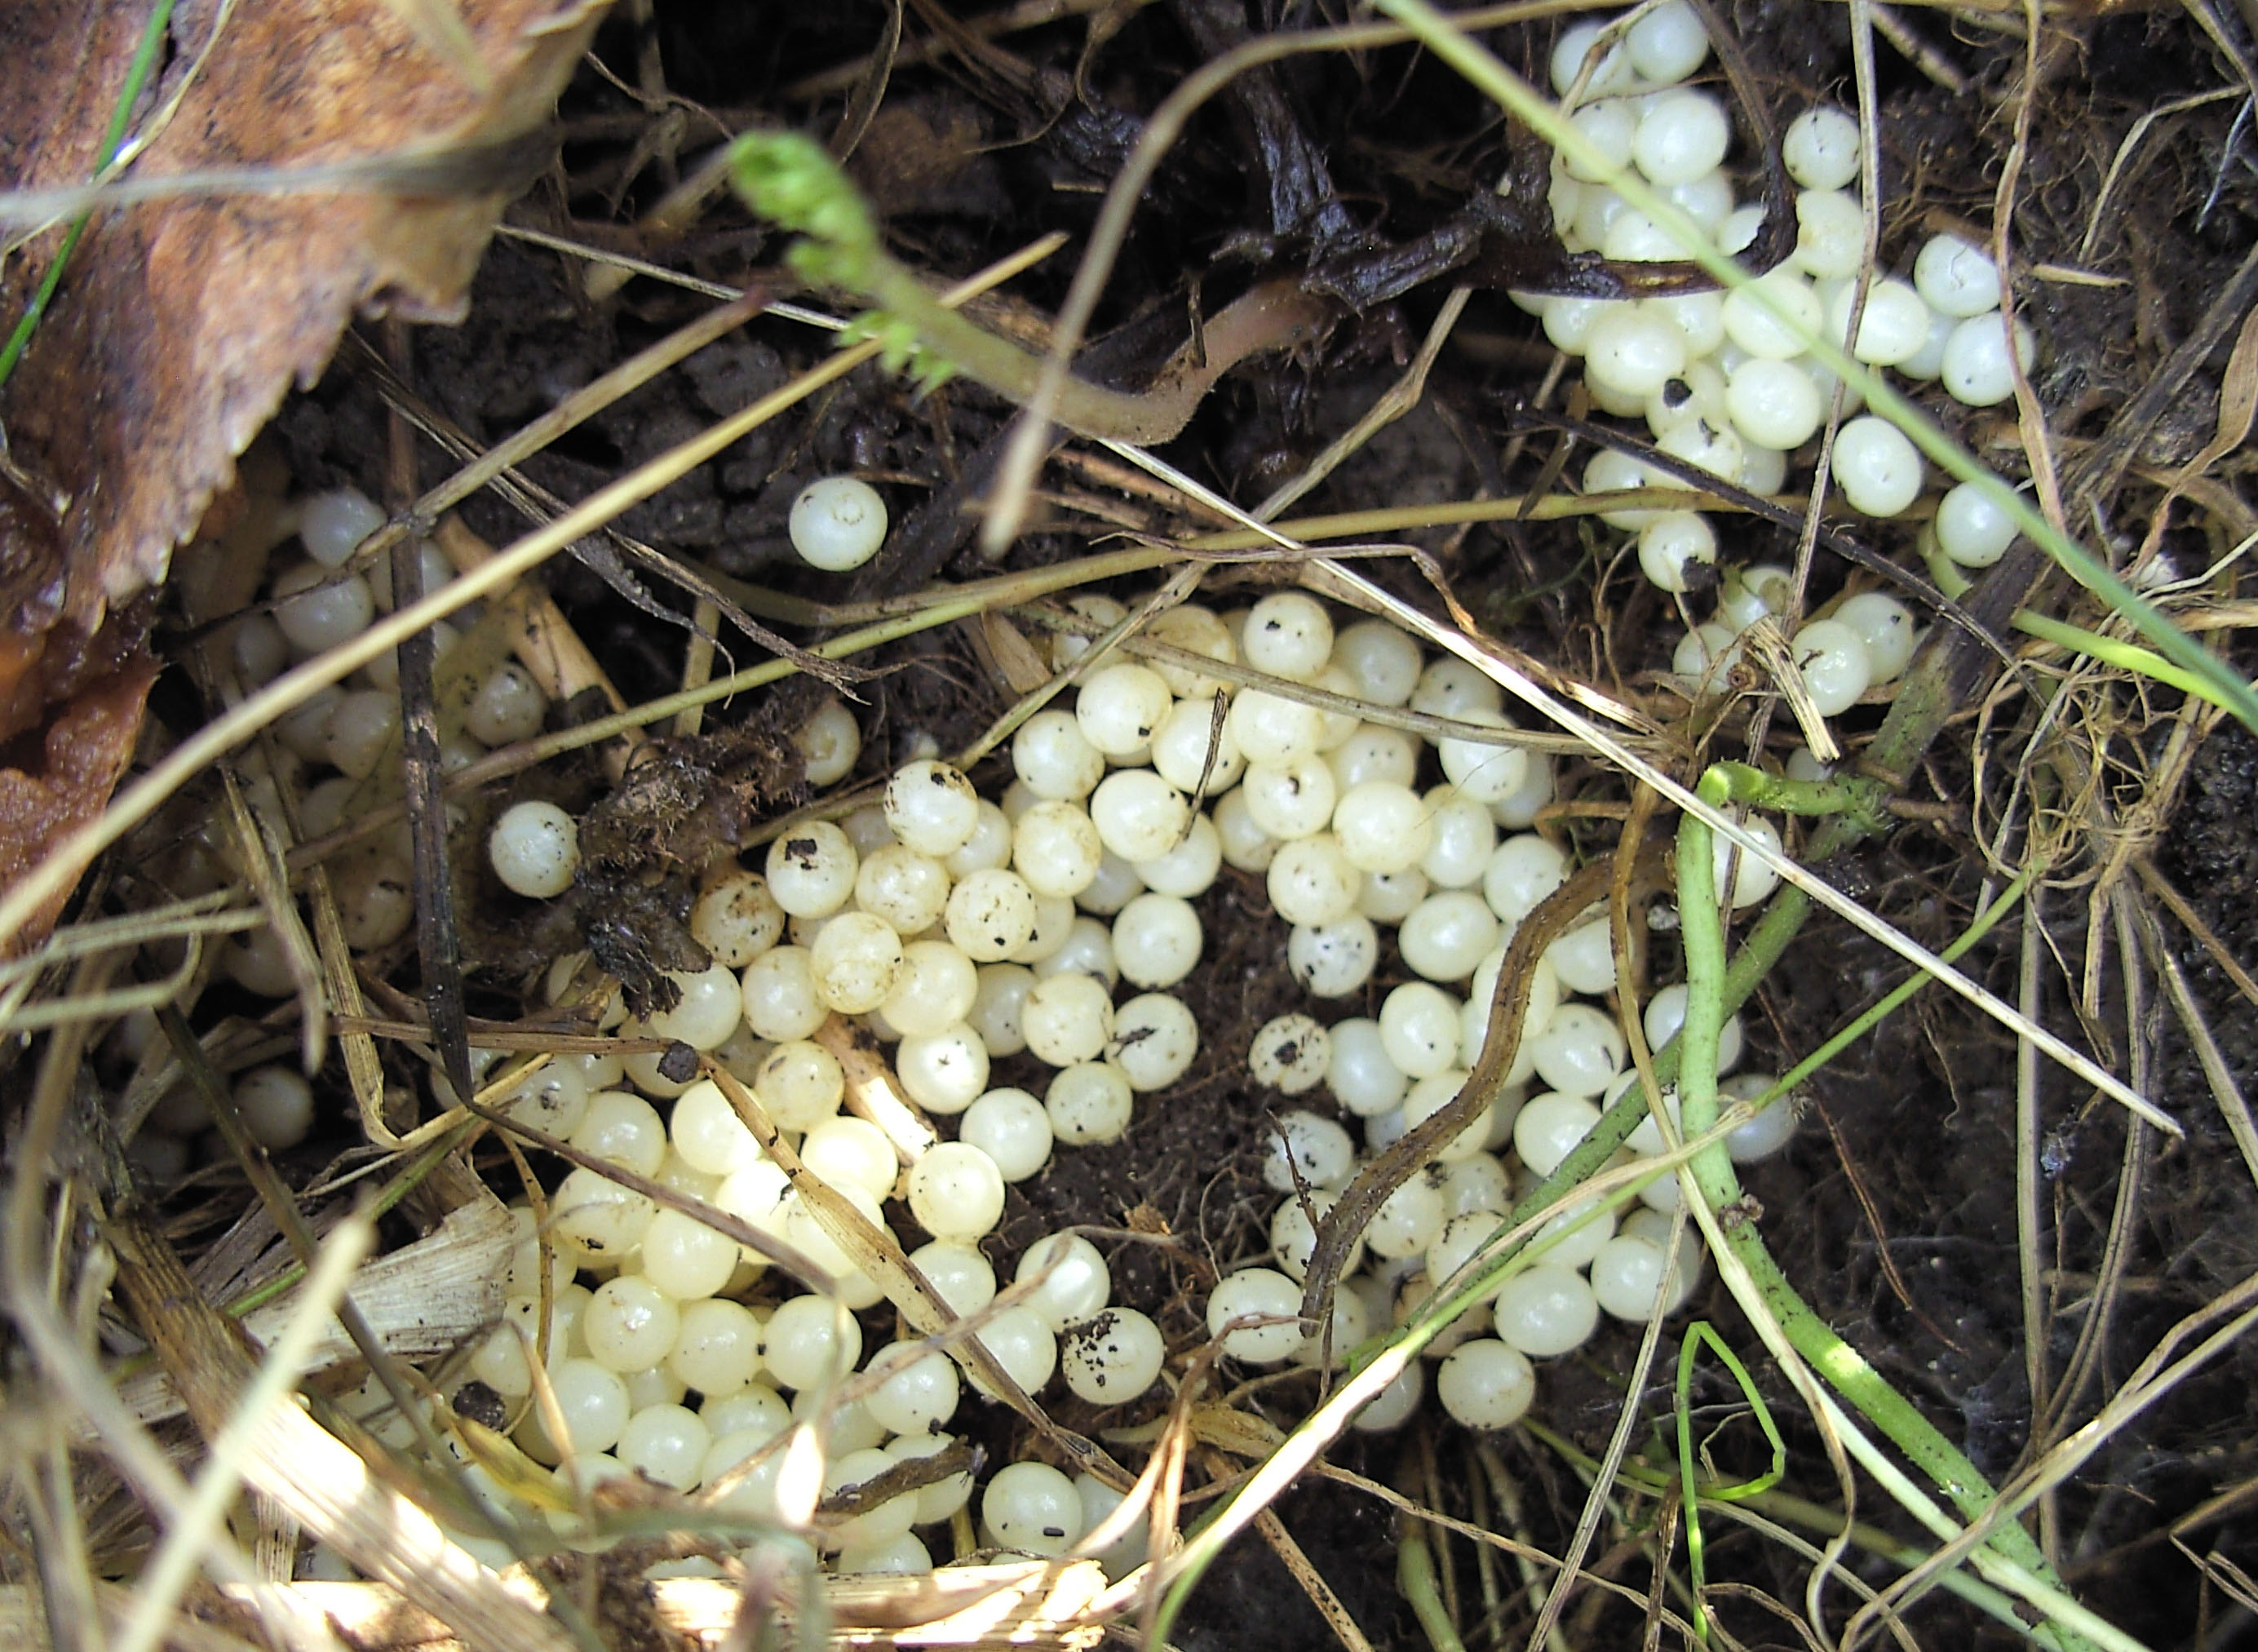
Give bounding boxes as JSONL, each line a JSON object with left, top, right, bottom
{"left": 0, "top": 1564, "right": 1111, "bottom": 1650}
{"left": 108, "top": 1195, "right": 513, "bottom": 1428}
{"left": 104, "top": 1208, "right": 578, "bottom": 1652}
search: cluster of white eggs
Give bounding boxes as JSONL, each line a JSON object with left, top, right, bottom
{"left": 1530, "top": 3, "right": 2034, "bottom": 717}
{"left": 193, "top": 484, "right": 557, "bottom": 969}
{"left": 463, "top": 580, "right": 1804, "bottom": 1561}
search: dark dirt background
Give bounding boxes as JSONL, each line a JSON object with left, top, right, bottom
{"left": 218, "top": 0, "right": 2258, "bottom": 1645}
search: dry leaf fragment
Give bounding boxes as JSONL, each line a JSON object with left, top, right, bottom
{"left": 0, "top": 651, "right": 154, "bottom": 954}
{"left": 1, "top": 0, "right": 608, "bottom": 638}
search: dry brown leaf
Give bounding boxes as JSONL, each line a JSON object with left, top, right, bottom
{"left": 0, "top": 0, "right": 607, "bottom": 643}
{"left": 0, "top": 654, "right": 153, "bottom": 955}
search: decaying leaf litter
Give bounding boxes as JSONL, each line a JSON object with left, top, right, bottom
{"left": 6, "top": 0, "right": 2258, "bottom": 1646}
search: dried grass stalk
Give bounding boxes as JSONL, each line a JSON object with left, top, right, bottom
{"left": 108, "top": 1195, "right": 514, "bottom": 1429}
{"left": 0, "top": 1563, "right": 1111, "bottom": 1650}
{"left": 104, "top": 1207, "right": 577, "bottom": 1652}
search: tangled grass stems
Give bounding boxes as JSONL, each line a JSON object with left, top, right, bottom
{"left": 1676, "top": 767, "right": 2100, "bottom": 1650}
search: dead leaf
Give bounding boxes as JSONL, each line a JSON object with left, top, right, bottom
{"left": 0, "top": 0, "right": 608, "bottom": 645}
{"left": 0, "top": 654, "right": 154, "bottom": 955}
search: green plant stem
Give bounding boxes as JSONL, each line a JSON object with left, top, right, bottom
{"left": 1525, "top": 1419, "right": 2065, "bottom": 1644}
{"left": 856, "top": 258, "right": 1176, "bottom": 441}
{"left": 2011, "top": 609, "right": 2228, "bottom": 703}
{"left": 1676, "top": 776, "right": 2092, "bottom": 1650}
{"left": 1751, "top": 865, "right": 2039, "bottom": 1118}
{"left": 0, "top": 0, "right": 175, "bottom": 389}
{"left": 1397, "top": 1521, "right": 1468, "bottom": 1652}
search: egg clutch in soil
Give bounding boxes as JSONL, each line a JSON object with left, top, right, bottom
{"left": 122, "top": 0, "right": 2051, "bottom": 1582}
{"left": 478, "top": 577, "right": 1800, "bottom": 1574}
{"left": 162, "top": 484, "right": 1804, "bottom": 1579}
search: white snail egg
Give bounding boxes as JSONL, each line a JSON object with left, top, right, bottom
{"left": 1109, "top": 991, "right": 1200, "bottom": 1089}
{"left": 1632, "top": 90, "right": 1729, "bottom": 186}
{"left": 1491, "top": 1264, "right": 1601, "bottom": 1357}
{"left": 234, "top": 1065, "right": 315, "bottom": 1150}
{"left": 693, "top": 869, "right": 786, "bottom": 968}
{"left": 1483, "top": 833, "right": 1568, "bottom": 928}
{"left": 1267, "top": 834, "right": 1361, "bottom": 926}
{"left": 1077, "top": 664, "right": 1175, "bottom": 756}
{"left": 1357, "top": 866, "right": 1429, "bottom": 924}
{"left": 1826, "top": 277, "right": 1933, "bottom": 367}
{"left": 1401, "top": 1070, "right": 1488, "bottom": 1161}
{"left": 272, "top": 560, "right": 376, "bottom": 654}
{"left": 1335, "top": 618, "right": 1424, "bottom": 706}
{"left": 1941, "top": 312, "right": 2036, "bottom": 408}
{"left": 1012, "top": 710, "right": 1105, "bottom": 801}
{"left": 884, "top": 760, "right": 982, "bottom": 857}
{"left": 1087, "top": 770, "right": 1191, "bottom": 863}
{"left": 1022, "top": 972, "right": 1115, "bottom": 1066}
{"left": 1034, "top": 914, "right": 1118, "bottom": 989}
{"left": 1362, "top": 1173, "right": 1446, "bottom": 1260}
{"left": 970, "top": 1304, "right": 1058, "bottom": 1397}
{"left": 981, "top": 1461, "right": 1085, "bottom": 1557}
{"left": 1225, "top": 687, "right": 1326, "bottom": 764}
{"left": 1832, "top": 591, "right": 1916, "bottom": 683}
{"left": 1832, "top": 415, "right": 1924, "bottom": 518}
{"left": 1381, "top": 981, "right": 1466, "bottom": 1079}
{"left": 1012, "top": 800, "right": 1104, "bottom": 899}
{"left": 765, "top": 822, "right": 859, "bottom": 919}
{"left": 906, "top": 1141, "right": 1007, "bottom": 1242}
{"left": 944, "top": 868, "right": 1041, "bottom": 962}
{"left": 799, "top": 1115, "right": 900, "bottom": 1202}
{"left": 1637, "top": 510, "right": 1719, "bottom": 594}
{"left": 1149, "top": 697, "right": 1246, "bottom": 795}
{"left": 809, "top": 911, "right": 904, "bottom": 1014}
{"left": 959, "top": 1086, "right": 1054, "bottom": 1180}
{"left": 1936, "top": 477, "right": 2019, "bottom": 567}
{"left": 1562, "top": 97, "right": 1636, "bottom": 182}
{"left": 1241, "top": 591, "right": 1335, "bottom": 681}
{"left": 795, "top": 698, "right": 862, "bottom": 785}
{"left": 1045, "top": 1061, "right": 1135, "bottom": 1145}
{"left": 865, "top": 1340, "right": 961, "bottom": 1437}
{"left": 1791, "top": 618, "right": 1874, "bottom": 717}
{"left": 1913, "top": 231, "right": 2002, "bottom": 318}
{"left": 1583, "top": 308, "right": 1688, "bottom": 401}
{"left": 1723, "top": 1071, "right": 1800, "bottom": 1162}
{"left": 1132, "top": 811, "right": 1221, "bottom": 899}
{"left": 1060, "top": 1307, "right": 1165, "bottom": 1404}
{"left": 489, "top": 800, "right": 578, "bottom": 898}
{"left": 762, "top": 1295, "right": 864, "bottom": 1393}
{"left": 1110, "top": 892, "right": 1202, "bottom": 990}
{"left": 1530, "top": 1003, "right": 1627, "bottom": 1096}
{"left": 1512, "top": 1090, "right": 1602, "bottom": 1179}
{"left": 1242, "top": 754, "right": 1339, "bottom": 840}
{"left": 584, "top": 1276, "right": 681, "bottom": 1375}
{"left": 740, "top": 946, "right": 828, "bottom": 1042}
{"left": 1782, "top": 104, "right": 1861, "bottom": 191}
{"left": 1399, "top": 891, "right": 1502, "bottom": 984}
{"left": 1437, "top": 1339, "right": 1538, "bottom": 1430}
{"left": 1721, "top": 267, "right": 1822, "bottom": 360}
{"left": 1206, "top": 1267, "right": 1306, "bottom": 1364}
{"left": 1327, "top": 1017, "right": 1410, "bottom": 1118}
{"left": 1711, "top": 815, "right": 1785, "bottom": 910}
{"left": 789, "top": 476, "right": 888, "bottom": 570}
{"left": 895, "top": 1022, "right": 991, "bottom": 1114}
{"left": 1421, "top": 786, "right": 1499, "bottom": 888}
